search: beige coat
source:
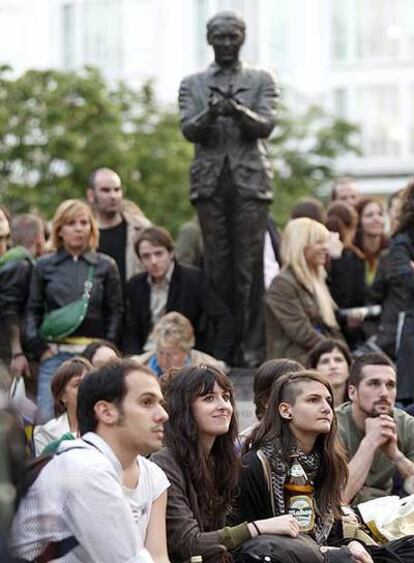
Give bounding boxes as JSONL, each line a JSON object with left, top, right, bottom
{"left": 265, "top": 267, "right": 342, "bottom": 364}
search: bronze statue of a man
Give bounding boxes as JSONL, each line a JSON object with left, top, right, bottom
{"left": 179, "top": 11, "right": 279, "bottom": 366}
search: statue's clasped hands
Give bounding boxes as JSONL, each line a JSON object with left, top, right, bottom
{"left": 208, "top": 85, "right": 244, "bottom": 117}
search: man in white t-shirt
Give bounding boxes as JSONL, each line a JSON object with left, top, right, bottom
{"left": 124, "top": 456, "right": 170, "bottom": 543}
{"left": 11, "top": 359, "right": 170, "bottom": 562}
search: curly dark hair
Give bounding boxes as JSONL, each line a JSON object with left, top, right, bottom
{"left": 162, "top": 365, "right": 239, "bottom": 527}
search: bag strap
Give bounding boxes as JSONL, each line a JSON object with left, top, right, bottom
{"left": 9, "top": 376, "right": 19, "bottom": 399}
{"left": 35, "top": 535, "right": 79, "bottom": 562}
{"left": 257, "top": 449, "right": 276, "bottom": 516}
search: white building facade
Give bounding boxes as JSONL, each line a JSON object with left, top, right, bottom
{"left": 1, "top": 0, "right": 413, "bottom": 193}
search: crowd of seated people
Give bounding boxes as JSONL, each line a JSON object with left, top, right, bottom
{"left": 3, "top": 172, "right": 414, "bottom": 561}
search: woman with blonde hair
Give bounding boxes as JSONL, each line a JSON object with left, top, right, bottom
{"left": 25, "top": 199, "right": 123, "bottom": 421}
{"left": 265, "top": 218, "right": 343, "bottom": 363}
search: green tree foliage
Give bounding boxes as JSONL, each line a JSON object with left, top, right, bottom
{"left": 270, "top": 93, "right": 360, "bottom": 225}
{"left": 0, "top": 66, "right": 359, "bottom": 233}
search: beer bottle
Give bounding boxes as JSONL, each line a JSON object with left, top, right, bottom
{"left": 283, "top": 452, "right": 315, "bottom": 533}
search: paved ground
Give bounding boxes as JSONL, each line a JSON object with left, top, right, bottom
{"left": 229, "top": 368, "right": 256, "bottom": 432}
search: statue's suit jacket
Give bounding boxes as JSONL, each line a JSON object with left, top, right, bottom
{"left": 179, "top": 61, "right": 279, "bottom": 203}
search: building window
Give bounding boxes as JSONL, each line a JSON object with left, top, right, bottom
{"left": 330, "top": 0, "right": 348, "bottom": 62}
{"left": 268, "top": 2, "right": 290, "bottom": 68}
{"left": 330, "top": 0, "right": 404, "bottom": 62}
{"left": 333, "top": 88, "right": 347, "bottom": 118}
{"left": 195, "top": 0, "right": 210, "bottom": 67}
{"left": 62, "top": 0, "right": 123, "bottom": 74}
{"left": 356, "top": 0, "right": 401, "bottom": 61}
{"left": 62, "top": 3, "right": 76, "bottom": 69}
{"left": 357, "top": 84, "right": 401, "bottom": 157}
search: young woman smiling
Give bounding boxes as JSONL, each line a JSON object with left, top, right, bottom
{"left": 151, "top": 366, "right": 306, "bottom": 562}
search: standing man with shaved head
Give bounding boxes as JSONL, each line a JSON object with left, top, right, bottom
{"left": 179, "top": 12, "right": 279, "bottom": 367}
{"left": 87, "top": 167, "right": 151, "bottom": 286}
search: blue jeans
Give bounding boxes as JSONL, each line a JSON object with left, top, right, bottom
{"left": 37, "top": 352, "right": 73, "bottom": 422}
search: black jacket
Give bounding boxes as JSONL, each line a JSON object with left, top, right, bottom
{"left": 0, "top": 256, "right": 34, "bottom": 361}
{"left": 123, "top": 262, "right": 234, "bottom": 362}
{"left": 25, "top": 249, "right": 123, "bottom": 356}
{"left": 327, "top": 248, "right": 366, "bottom": 310}
{"left": 0, "top": 258, "right": 33, "bottom": 324}
{"left": 327, "top": 248, "right": 367, "bottom": 350}
{"left": 370, "top": 249, "right": 411, "bottom": 359}
{"left": 390, "top": 232, "right": 414, "bottom": 399}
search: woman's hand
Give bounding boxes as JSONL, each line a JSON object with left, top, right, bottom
{"left": 249, "top": 515, "right": 300, "bottom": 538}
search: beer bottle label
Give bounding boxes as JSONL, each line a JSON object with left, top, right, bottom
{"left": 290, "top": 464, "right": 305, "bottom": 478}
{"left": 287, "top": 495, "right": 315, "bottom": 532}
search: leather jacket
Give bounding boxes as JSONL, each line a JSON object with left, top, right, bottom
{"left": 25, "top": 249, "right": 123, "bottom": 356}
{"left": 0, "top": 258, "right": 33, "bottom": 323}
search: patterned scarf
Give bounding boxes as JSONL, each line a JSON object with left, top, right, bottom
{"left": 260, "top": 441, "right": 334, "bottom": 544}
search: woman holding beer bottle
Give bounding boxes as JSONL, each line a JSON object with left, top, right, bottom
{"left": 237, "top": 370, "right": 372, "bottom": 562}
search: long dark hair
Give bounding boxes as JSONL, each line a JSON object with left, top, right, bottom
{"left": 245, "top": 370, "right": 348, "bottom": 518}
{"left": 162, "top": 365, "right": 239, "bottom": 526}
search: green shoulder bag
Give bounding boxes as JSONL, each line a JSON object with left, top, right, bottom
{"left": 40, "top": 265, "right": 95, "bottom": 341}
